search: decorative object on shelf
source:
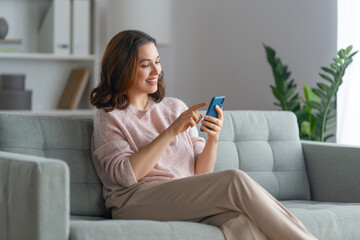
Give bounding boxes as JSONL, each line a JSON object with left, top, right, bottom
{"left": 0, "top": 74, "right": 32, "bottom": 110}
{"left": 0, "top": 18, "right": 8, "bottom": 39}
{"left": 0, "top": 39, "right": 23, "bottom": 53}
{"left": 57, "top": 67, "right": 90, "bottom": 109}
{"left": 264, "top": 44, "right": 358, "bottom": 142}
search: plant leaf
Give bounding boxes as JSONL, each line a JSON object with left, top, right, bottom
{"left": 317, "top": 83, "right": 331, "bottom": 94}
{"left": 349, "top": 50, "right": 359, "bottom": 58}
{"left": 330, "top": 63, "right": 340, "bottom": 71}
{"left": 333, "top": 57, "right": 342, "bottom": 64}
{"left": 265, "top": 44, "right": 300, "bottom": 112}
{"left": 271, "top": 87, "right": 283, "bottom": 102}
{"left": 306, "top": 100, "right": 322, "bottom": 111}
{"left": 312, "top": 89, "right": 328, "bottom": 102}
{"left": 319, "top": 73, "right": 333, "bottom": 83}
{"left": 285, "top": 86, "right": 296, "bottom": 100}
{"left": 345, "top": 45, "right": 353, "bottom": 54}
{"left": 301, "top": 121, "right": 311, "bottom": 136}
{"left": 324, "top": 134, "right": 335, "bottom": 142}
{"left": 321, "top": 67, "right": 336, "bottom": 77}
{"left": 338, "top": 49, "right": 346, "bottom": 59}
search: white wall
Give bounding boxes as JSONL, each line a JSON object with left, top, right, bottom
{"left": 165, "top": 0, "right": 337, "bottom": 110}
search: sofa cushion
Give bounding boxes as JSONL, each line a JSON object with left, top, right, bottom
{"left": 198, "top": 110, "right": 311, "bottom": 200}
{"left": 70, "top": 216, "right": 225, "bottom": 240}
{"left": 0, "top": 114, "right": 110, "bottom": 217}
{"left": 70, "top": 200, "right": 360, "bottom": 240}
{"left": 282, "top": 200, "right": 360, "bottom": 240}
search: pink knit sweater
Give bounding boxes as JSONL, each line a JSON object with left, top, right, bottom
{"left": 92, "top": 97, "right": 206, "bottom": 199}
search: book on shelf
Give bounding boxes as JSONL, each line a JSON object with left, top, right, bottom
{"left": 0, "top": 39, "right": 23, "bottom": 53}
{"left": 38, "top": 0, "right": 71, "bottom": 55}
{"left": 71, "top": 0, "right": 91, "bottom": 56}
{"left": 57, "top": 68, "right": 90, "bottom": 109}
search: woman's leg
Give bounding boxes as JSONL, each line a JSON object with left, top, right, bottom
{"left": 200, "top": 170, "right": 316, "bottom": 240}
{"left": 200, "top": 211, "right": 267, "bottom": 240}
{"left": 105, "top": 169, "right": 317, "bottom": 240}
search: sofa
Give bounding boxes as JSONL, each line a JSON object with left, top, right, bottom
{"left": 0, "top": 110, "right": 360, "bottom": 240}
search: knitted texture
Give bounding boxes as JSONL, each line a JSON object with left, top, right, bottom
{"left": 92, "top": 97, "right": 205, "bottom": 199}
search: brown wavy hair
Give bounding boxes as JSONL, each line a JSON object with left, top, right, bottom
{"left": 90, "top": 30, "right": 165, "bottom": 111}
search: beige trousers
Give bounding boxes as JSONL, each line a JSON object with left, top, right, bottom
{"left": 105, "top": 170, "right": 317, "bottom": 240}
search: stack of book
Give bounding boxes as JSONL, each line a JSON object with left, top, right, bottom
{"left": 0, "top": 39, "right": 23, "bottom": 53}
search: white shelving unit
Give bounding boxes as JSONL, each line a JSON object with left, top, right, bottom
{"left": 0, "top": 108, "right": 96, "bottom": 117}
{"left": 0, "top": 0, "right": 104, "bottom": 114}
{"left": 0, "top": 52, "right": 96, "bottom": 61}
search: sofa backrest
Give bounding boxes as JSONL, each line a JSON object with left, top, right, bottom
{"left": 198, "top": 110, "right": 311, "bottom": 200}
{"left": 0, "top": 113, "right": 110, "bottom": 218}
{"left": 0, "top": 111, "right": 310, "bottom": 218}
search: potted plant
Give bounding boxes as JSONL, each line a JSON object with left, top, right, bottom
{"left": 264, "top": 44, "right": 358, "bottom": 141}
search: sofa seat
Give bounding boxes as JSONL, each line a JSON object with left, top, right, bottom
{"left": 70, "top": 200, "right": 360, "bottom": 240}
{"left": 70, "top": 216, "right": 225, "bottom": 240}
{"left": 282, "top": 200, "right": 360, "bottom": 240}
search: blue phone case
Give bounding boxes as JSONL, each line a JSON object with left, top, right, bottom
{"left": 201, "top": 96, "right": 225, "bottom": 132}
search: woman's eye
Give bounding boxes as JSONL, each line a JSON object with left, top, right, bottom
{"left": 155, "top": 61, "right": 160, "bottom": 64}
{"left": 141, "top": 64, "right": 150, "bottom": 68}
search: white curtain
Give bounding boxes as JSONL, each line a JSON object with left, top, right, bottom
{"left": 337, "top": 0, "right": 360, "bottom": 145}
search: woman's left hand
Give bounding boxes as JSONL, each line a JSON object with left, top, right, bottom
{"left": 200, "top": 105, "right": 224, "bottom": 140}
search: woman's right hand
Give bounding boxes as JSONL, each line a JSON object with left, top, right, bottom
{"left": 169, "top": 102, "right": 207, "bottom": 136}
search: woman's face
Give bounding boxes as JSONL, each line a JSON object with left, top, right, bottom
{"left": 128, "top": 42, "right": 161, "bottom": 98}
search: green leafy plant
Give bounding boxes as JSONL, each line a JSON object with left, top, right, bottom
{"left": 264, "top": 45, "right": 358, "bottom": 142}
{"left": 305, "top": 46, "right": 358, "bottom": 141}
{"left": 264, "top": 45, "right": 301, "bottom": 112}
{"left": 300, "top": 84, "right": 319, "bottom": 140}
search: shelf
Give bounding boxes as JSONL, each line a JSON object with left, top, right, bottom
{"left": 0, "top": 109, "right": 96, "bottom": 117}
{"left": 0, "top": 52, "right": 96, "bottom": 61}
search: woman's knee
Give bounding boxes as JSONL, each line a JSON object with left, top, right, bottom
{"left": 221, "top": 169, "right": 249, "bottom": 182}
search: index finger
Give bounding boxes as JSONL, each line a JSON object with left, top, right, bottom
{"left": 189, "top": 102, "right": 207, "bottom": 111}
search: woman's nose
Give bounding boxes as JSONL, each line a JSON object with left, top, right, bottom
{"left": 152, "top": 64, "right": 161, "bottom": 75}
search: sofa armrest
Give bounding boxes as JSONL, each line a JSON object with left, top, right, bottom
{"left": 301, "top": 140, "right": 360, "bottom": 202}
{"left": 0, "top": 151, "right": 70, "bottom": 240}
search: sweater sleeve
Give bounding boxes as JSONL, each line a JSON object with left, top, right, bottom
{"left": 92, "top": 112, "right": 138, "bottom": 188}
{"left": 188, "top": 126, "right": 206, "bottom": 159}
{"left": 173, "top": 98, "right": 206, "bottom": 159}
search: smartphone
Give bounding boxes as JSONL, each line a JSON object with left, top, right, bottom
{"left": 200, "top": 96, "right": 225, "bottom": 132}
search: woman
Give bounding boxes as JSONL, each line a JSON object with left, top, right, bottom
{"left": 90, "top": 30, "right": 317, "bottom": 240}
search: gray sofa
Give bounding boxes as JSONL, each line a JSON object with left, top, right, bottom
{"left": 0, "top": 110, "right": 360, "bottom": 240}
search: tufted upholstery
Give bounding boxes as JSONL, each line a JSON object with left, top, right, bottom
{"left": 0, "top": 114, "right": 110, "bottom": 217}
{"left": 198, "top": 110, "right": 311, "bottom": 200}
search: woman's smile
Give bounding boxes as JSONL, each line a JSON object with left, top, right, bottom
{"left": 146, "top": 77, "right": 158, "bottom": 86}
